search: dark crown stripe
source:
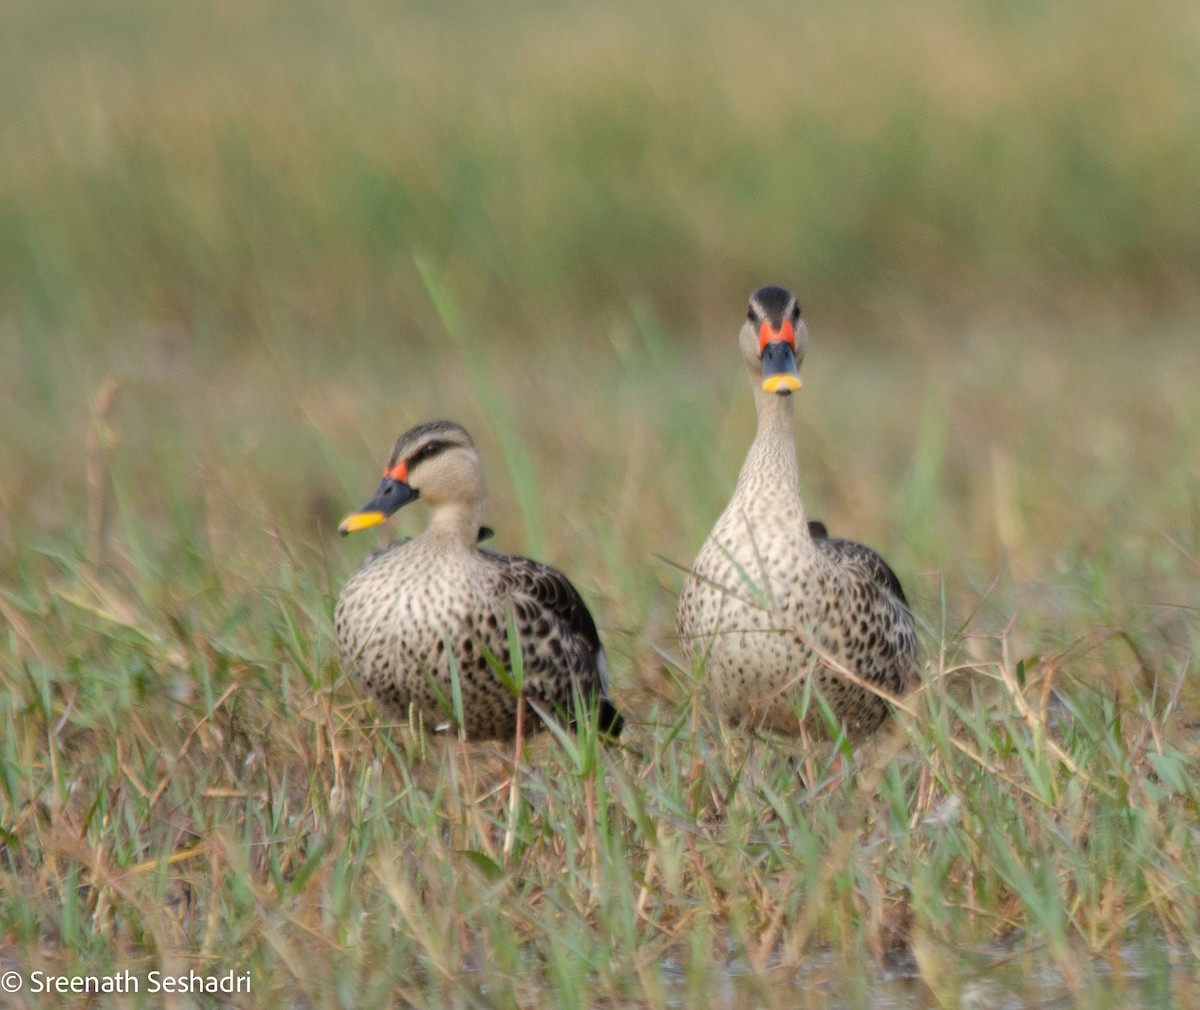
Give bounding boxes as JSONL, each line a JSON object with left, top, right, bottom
{"left": 408, "top": 438, "right": 455, "bottom": 468}
{"left": 750, "top": 285, "right": 800, "bottom": 328}
{"left": 388, "top": 419, "right": 473, "bottom": 470}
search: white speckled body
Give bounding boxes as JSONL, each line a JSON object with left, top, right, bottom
{"left": 336, "top": 535, "right": 606, "bottom": 739}
{"left": 335, "top": 421, "right": 618, "bottom": 741}
{"left": 676, "top": 289, "right": 917, "bottom": 738}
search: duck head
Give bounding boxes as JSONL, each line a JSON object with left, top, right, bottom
{"left": 338, "top": 420, "right": 484, "bottom": 535}
{"left": 739, "top": 284, "right": 808, "bottom": 395}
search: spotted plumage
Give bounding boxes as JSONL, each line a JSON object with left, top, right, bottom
{"left": 335, "top": 420, "right": 622, "bottom": 740}
{"left": 675, "top": 286, "right": 918, "bottom": 738}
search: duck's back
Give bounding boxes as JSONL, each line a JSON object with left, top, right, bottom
{"left": 677, "top": 507, "right": 917, "bottom": 737}
{"left": 335, "top": 538, "right": 616, "bottom": 739}
{"left": 807, "top": 534, "right": 917, "bottom": 733}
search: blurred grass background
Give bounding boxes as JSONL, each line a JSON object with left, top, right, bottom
{"left": 1, "top": 5, "right": 1195, "bottom": 470}
{"left": 2, "top": 0, "right": 1197, "bottom": 665}
{"left": 2, "top": 0, "right": 1200, "bottom": 1002}
{"left": 1, "top": 0, "right": 1198, "bottom": 751}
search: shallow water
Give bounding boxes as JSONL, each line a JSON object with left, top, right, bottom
{"left": 659, "top": 938, "right": 1197, "bottom": 1009}
{"left": 5, "top": 935, "right": 1192, "bottom": 1008}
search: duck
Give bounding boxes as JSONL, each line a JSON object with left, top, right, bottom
{"left": 675, "top": 285, "right": 917, "bottom": 739}
{"left": 335, "top": 419, "right": 623, "bottom": 741}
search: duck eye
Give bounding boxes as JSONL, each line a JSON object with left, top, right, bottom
{"left": 746, "top": 308, "right": 755, "bottom": 322}
{"left": 791, "top": 304, "right": 801, "bottom": 321}
{"left": 410, "top": 440, "right": 445, "bottom": 466}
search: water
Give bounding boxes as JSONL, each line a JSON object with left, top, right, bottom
{"left": 658, "top": 937, "right": 1196, "bottom": 1009}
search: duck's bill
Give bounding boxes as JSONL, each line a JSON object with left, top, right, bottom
{"left": 338, "top": 510, "right": 389, "bottom": 535}
{"left": 337, "top": 476, "right": 419, "bottom": 535}
{"left": 761, "top": 340, "right": 802, "bottom": 394}
{"left": 762, "top": 373, "right": 802, "bottom": 394}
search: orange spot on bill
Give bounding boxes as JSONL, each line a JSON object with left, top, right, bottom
{"left": 758, "top": 319, "right": 796, "bottom": 351}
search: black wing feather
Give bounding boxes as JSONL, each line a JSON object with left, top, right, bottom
{"left": 814, "top": 536, "right": 911, "bottom": 609}
{"left": 487, "top": 553, "right": 623, "bottom": 736}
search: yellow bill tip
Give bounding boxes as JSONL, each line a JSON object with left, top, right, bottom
{"left": 762, "top": 374, "right": 802, "bottom": 394}
{"left": 338, "top": 510, "right": 387, "bottom": 536}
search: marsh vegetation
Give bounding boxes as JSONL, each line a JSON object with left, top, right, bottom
{"left": 2, "top": 0, "right": 1198, "bottom": 1005}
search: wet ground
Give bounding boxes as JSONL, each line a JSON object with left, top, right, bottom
{"left": 658, "top": 938, "right": 1197, "bottom": 1009}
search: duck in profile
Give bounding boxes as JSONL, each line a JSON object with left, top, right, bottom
{"left": 675, "top": 285, "right": 917, "bottom": 739}
{"left": 335, "top": 420, "right": 622, "bottom": 741}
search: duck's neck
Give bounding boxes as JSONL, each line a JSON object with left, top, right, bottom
{"left": 732, "top": 380, "right": 803, "bottom": 511}
{"left": 424, "top": 499, "right": 486, "bottom": 548}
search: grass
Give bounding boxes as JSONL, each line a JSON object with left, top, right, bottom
{"left": 3, "top": 0, "right": 1200, "bottom": 1004}
{"left": 2, "top": 297, "right": 1197, "bottom": 1006}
